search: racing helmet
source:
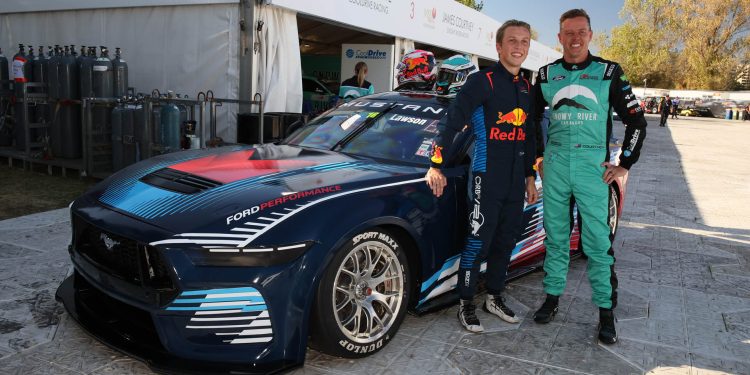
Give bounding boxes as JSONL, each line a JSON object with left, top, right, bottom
{"left": 396, "top": 49, "right": 437, "bottom": 86}
{"left": 435, "top": 55, "right": 478, "bottom": 95}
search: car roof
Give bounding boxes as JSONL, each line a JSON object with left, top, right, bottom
{"left": 361, "top": 91, "right": 454, "bottom": 107}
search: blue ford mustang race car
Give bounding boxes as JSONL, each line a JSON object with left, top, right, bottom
{"left": 56, "top": 91, "right": 625, "bottom": 374}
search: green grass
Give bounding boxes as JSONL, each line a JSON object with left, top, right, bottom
{"left": 0, "top": 166, "right": 98, "bottom": 221}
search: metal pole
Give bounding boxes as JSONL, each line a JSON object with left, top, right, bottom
{"left": 145, "top": 97, "right": 153, "bottom": 158}
{"left": 210, "top": 101, "right": 217, "bottom": 141}
{"left": 198, "top": 100, "right": 206, "bottom": 148}
{"left": 22, "top": 82, "right": 30, "bottom": 169}
{"left": 81, "top": 98, "right": 90, "bottom": 176}
{"left": 254, "top": 93, "right": 263, "bottom": 144}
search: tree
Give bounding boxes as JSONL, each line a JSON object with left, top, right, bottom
{"left": 597, "top": 0, "right": 750, "bottom": 90}
{"left": 596, "top": 0, "right": 678, "bottom": 89}
{"left": 677, "top": 0, "right": 750, "bottom": 90}
{"left": 455, "top": 0, "right": 484, "bottom": 12}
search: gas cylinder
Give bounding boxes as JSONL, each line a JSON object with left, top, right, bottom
{"left": 0, "top": 48, "right": 9, "bottom": 91}
{"left": 112, "top": 48, "right": 128, "bottom": 98}
{"left": 58, "top": 45, "right": 81, "bottom": 158}
{"left": 47, "top": 46, "right": 61, "bottom": 100}
{"left": 31, "top": 46, "right": 48, "bottom": 124}
{"left": 111, "top": 100, "right": 125, "bottom": 171}
{"left": 92, "top": 46, "right": 113, "bottom": 98}
{"left": 59, "top": 46, "right": 80, "bottom": 100}
{"left": 78, "top": 46, "right": 95, "bottom": 98}
{"left": 12, "top": 44, "right": 31, "bottom": 150}
{"left": 160, "top": 91, "right": 181, "bottom": 152}
{"left": 12, "top": 44, "right": 31, "bottom": 87}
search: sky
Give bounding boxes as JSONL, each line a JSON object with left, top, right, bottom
{"left": 483, "top": 0, "right": 627, "bottom": 52}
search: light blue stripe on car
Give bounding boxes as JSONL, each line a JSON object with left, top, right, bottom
{"left": 180, "top": 287, "right": 260, "bottom": 296}
{"left": 172, "top": 296, "right": 265, "bottom": 304}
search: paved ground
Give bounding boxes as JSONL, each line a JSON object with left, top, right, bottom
{"left": 1, "top": 114, "right": 749, "bottom": 374}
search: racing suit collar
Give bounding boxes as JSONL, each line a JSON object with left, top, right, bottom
{"left": 494, "top": 62, "right": 521, "bottom": 81}
{"left": 561, "top": 51, "right": 593, "bottom": 71}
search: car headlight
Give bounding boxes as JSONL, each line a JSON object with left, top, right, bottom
{"left": 182, "top": 241, "right": 315, "bottom": 267}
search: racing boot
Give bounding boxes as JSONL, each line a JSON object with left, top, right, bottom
{"left": 484, "top": 294, "right": 520, "bottom": 323}
{"left": 533, "top": 294, "right": 559, "bottom": 324}
{"left": 598, "top": 308, "right": 618, "bottom": 345}
{"left": 458, "top": 299, "right": 484, "bottom": 333}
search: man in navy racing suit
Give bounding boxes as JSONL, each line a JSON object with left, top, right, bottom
{"left": 425, "top": 20, "right": 538, "bottom": 333}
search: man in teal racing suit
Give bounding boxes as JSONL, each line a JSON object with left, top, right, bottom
{"left": 531, "top": 9, "right": 647, "bottom": 345}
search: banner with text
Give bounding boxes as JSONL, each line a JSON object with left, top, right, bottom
{"left": 341, "top": 43, "right": 395, "bottom": 93}
{"left": 271, "top": 0, "right": 560, "bottom": 70}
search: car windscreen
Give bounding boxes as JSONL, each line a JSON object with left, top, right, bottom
{"left": 285, "top": 100, "right": 447, "bottom": 166}
{"left": 338, "top": 105, "right": 445, "bottom": 166}
{"left": 285, "top": 106, "right": 384, "bottom": 149}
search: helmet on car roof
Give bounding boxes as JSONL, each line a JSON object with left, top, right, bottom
{"left": 435, "top": 55, "right": 478, "bottom": 95}
{"left": 396, "top": 49, "right": 437, "bottom": 86}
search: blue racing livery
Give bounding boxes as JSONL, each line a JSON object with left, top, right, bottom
{"left": 57, "top": 91, "right": 626, "bottom": 374}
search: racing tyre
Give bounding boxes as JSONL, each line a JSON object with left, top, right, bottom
{"left": 608, "top": 186, "right": 620, "bottom": 241}
{"left": 310, "top": 229, "right": 410, "bottom": 358}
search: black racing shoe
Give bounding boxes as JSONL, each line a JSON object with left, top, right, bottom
{"left": 598, "top": 308, "right": 618, "bottom": 345}
{"left": 484, "top": 294, "right": 520, "bottom": 323}
{"left": 458, "top": 299, "right": 484, "bottom": 333}
{"left": 533, "top": 294, "right": 559, "bottom": 324}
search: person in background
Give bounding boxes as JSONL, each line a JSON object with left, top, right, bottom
{"left": 338, "top": 62, "right": 374, "bottom": 101}
{"left": 659, "top": 95, "right": 672, "bottom": 127}
{"left": 671, "top": 97, "right": 679, "bottom": 119}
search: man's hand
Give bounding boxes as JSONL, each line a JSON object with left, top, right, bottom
{"left": 535, "top": 157, "right": 544, "bottom": 180}
{"left": 525, "top": 176, "right": 538, "bottom": 204}
{"left": 425, "top": 167, "right": 447, "bottom": 197}
{"left": 601, "top": 162, "right": 628, "bottom": 184}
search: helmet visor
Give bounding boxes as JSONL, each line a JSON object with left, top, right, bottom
{"left": 437, "top": 69, "right": 466, "bottom": 85}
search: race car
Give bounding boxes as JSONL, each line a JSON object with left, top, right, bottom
{"left": 56, "top": 91, "right": 626, "bottom": 374}
{"left": 679, "top": 107, "right": 714, "bottom": 117}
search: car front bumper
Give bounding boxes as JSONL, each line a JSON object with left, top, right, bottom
{"left": 56, "top": 269, "right": 301, "bottom": 375}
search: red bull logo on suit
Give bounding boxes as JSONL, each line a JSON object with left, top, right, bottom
{"left": 495, "top": 108, "right": 527, "bottom": 126}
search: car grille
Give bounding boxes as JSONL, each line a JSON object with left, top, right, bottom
{"left": 140, "top": 168, "right": 223, "bottom": 194}
{"left": 72, "top": 214, "right": 177, "bottom": 303}
{"left": 72, "top": 270, "right": 167, "bottom": 351}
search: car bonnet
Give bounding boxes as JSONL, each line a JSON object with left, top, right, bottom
{"left": 83, "top": 144, "right": 422, "bottom": 234}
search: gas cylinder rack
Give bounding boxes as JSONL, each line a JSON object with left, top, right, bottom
{"left": 81, "top": 91, "right": 263, "bottom": 178}
{"left": 0, "top": 80, "right": 12, "bottom": 149}
{"left": 13, "top": 81, "right": 51, "bottom": 170}
{"left": 0, "top": 81, "right": 12, "bottom": 147}
{"left": 0, "top": 44, "right": 89, "bottom": 176}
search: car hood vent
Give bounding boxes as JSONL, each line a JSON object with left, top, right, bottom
{"left": 140, "top": 168, "right": 223, "bottom": 194}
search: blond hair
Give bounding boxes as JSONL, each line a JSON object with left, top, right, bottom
{"left": 355, "top": 62, "right": 368, "bottom": 87}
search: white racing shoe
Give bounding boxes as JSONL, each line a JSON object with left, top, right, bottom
{"left": 484, "top": 294, "right": 520, "bottom": 323}
{"left": 458, "top": 299, "right": 484, "bottom": 333}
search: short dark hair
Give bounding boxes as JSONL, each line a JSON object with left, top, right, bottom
{"left": 496, "top": 19, "right": 531, "bottom": 44}
{"left": 559, "top": 9, "right": 591, "bottom": 30}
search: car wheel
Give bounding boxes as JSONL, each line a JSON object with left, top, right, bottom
{"left": 608, "top": 186, "right": 620, "bottom": 241}
{"left": 310, "top": 229, "right": 410, "bottom": 358}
